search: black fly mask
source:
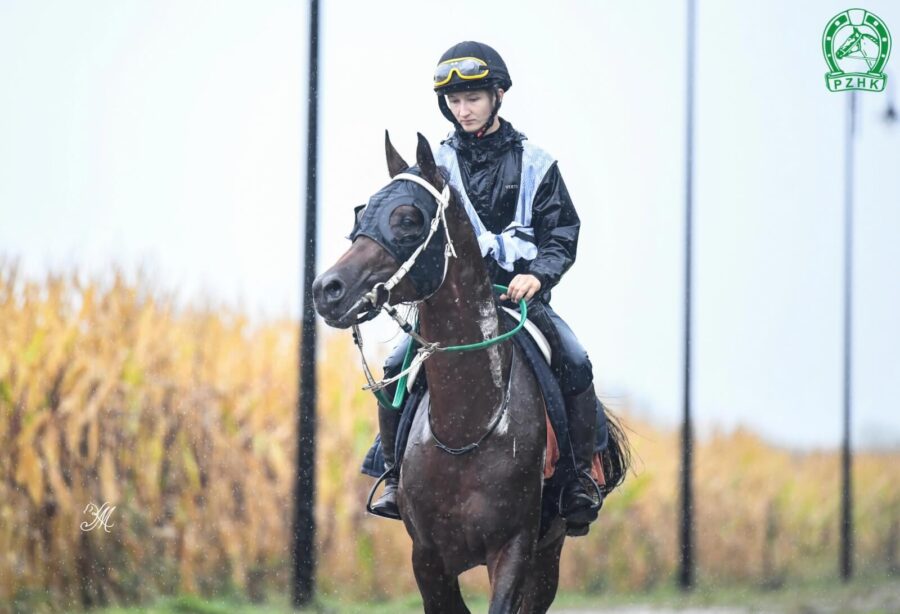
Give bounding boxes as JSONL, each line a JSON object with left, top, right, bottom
{"left": 348, "top": 167, "right": 448, "bottom": 298}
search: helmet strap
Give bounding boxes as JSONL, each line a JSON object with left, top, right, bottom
{"left": 475, "top": 87, "right": 502, "bottom": 139}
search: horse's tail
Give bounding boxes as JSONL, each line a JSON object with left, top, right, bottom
{"left": 599, "top": 403, "right": 632, "bottom": 496}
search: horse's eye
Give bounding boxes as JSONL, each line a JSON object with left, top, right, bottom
{"left": 389, "top": 206, "right": 423, "bottom": 240}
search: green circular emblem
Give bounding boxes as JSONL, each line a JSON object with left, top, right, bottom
{"left": 823, "top": 8, "right": 891, "bottom": 92}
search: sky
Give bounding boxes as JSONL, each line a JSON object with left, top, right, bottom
{"left": 1, "top": 0, "right": 898, "bottom": 450}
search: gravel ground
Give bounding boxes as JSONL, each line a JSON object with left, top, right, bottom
{"left": 548, "top": 580, "right": 900, "bottom": 614}
{"left": 552, "top": 609, "right": 749, "bottom": 614}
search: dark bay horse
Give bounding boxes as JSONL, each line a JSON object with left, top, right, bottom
{"left": 313, "top": 133, "right": 587, "bottom": 613}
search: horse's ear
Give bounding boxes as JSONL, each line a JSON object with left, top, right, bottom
{"left": 385, "top": 130, "right": 409, "bottom": 178}
{"left": 415, "top": 132, "right": 444, "bottom": 189}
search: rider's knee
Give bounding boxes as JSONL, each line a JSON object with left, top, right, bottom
{"left": 383, "top": 338, "right": 409, "bottom": 377}
{"left": 378, "top": 339, "right": 410, "bottom": 403}
{"left": 559, "top": 351, "right": 594, "bottom": 397}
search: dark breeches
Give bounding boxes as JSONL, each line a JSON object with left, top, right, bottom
{"left": 383, "top": 299, "right": 593, "bottom": 397}
{"left": 384, "top": 336, "right": 411, "bottom": 380}
{"left": 524, "top": 300, "right": 593, "bottom": 397}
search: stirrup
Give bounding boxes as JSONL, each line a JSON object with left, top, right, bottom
{"left": 558, "top": 469, "right": 604, "bottom": 521}
{"left": 366, "top": 468, "right": 401, "bottom": 520}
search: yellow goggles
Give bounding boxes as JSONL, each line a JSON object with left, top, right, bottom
{"left": 433, "top": 57, "right": 490, "bottom": 88}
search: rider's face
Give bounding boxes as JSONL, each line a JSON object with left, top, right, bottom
{"left": 445, "top": 89, "right": 504, "bottom": 133}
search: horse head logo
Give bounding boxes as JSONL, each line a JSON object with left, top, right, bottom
{"left": 823, "top": 9, "right": 892, "bottom": 92}
{"left": 836, "top": 27, "right": 881, "bottom": 68}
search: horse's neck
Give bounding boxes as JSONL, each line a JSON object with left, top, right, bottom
{"left": 418, "top": 198, "right": 511, "bottom": 444}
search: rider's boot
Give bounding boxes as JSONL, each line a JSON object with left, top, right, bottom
{"left": 560, "top": 383, "right": 603, "bottom": 536}
{"left": 370, "top": 403, "right": 402, "bottom": 520}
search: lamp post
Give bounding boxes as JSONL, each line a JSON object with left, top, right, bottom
{"left": 678, "top": 0, "right": 697, "bottom": 591}
{"left": 883, "top": 71, "right": 897, "bottom": 123}
{"left": 292, "top": 0, "right": 320, "bottom": 606}
{"left": 839, "top": 89, "right": 855, "bottom": 582}
{"left": 838, "top": 72, "right": 897, "bottom": 581}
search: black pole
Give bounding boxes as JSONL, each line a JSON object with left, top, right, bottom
{"left": 678, "top": 0, "right": 696, "bottom": 592}
{"left": 839, "top": 89, "right": 856, "bottom": 583}
{"left": 292, "top": 0, "right": 319, "bottom": 607}
{"left": 884, "top": 71, "right": 897, "bottom": 124}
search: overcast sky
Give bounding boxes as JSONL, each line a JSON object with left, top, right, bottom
{"left": 1, "top": 0, "right": 898, "bottom": 450}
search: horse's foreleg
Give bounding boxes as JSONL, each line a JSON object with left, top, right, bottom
{"left": 412, "top": 546, "right": 470, "bottom": 614}
{"left": 520, "top": 524, "right": 566, "bottom": 614}
{"left": 486, "top": 532, "right": 536, "bottom": 614}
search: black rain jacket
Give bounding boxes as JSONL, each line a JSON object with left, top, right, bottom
{"left": 440, "top": 118, "right": 580, "bottom": 301}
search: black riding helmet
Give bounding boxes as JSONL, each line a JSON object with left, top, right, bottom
{"left": 433, "top": 41, "right": 512, "bottom": 138}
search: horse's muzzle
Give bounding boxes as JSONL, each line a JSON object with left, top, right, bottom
{"left": 312, "top": 271, "right": 379, "bottom": 328}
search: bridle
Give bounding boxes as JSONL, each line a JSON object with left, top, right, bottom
{"left": 347, "top": 171, "right": 527, "bottom": 410}
{"left": 349, "top": 172, "right": 456, "bottom": 403}
{"left": 352, "top": 172, "right": 456, "bottom": 318}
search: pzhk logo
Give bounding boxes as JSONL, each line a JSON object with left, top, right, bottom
{"left": 823, "top": 9, "right": 891, "bottom": 92}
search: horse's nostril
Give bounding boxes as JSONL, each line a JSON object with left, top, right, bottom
{"left": 324, "top": 278, "right": 345, "bottom": 302}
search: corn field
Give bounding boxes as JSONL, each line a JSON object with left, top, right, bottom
{"left": 1, "top": 260, "right": 898, "bottom": 610}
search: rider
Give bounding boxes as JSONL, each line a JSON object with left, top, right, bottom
{"left": 371, "top": 41, "right": 605, "bottom": 536}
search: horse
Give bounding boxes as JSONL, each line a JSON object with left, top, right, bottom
{"left": 313, "top": 132, "right": 626, "bottom": 613}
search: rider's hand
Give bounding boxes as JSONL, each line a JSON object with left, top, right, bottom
{"left": 500, "top": 274, "right": 542, "bottom": 302}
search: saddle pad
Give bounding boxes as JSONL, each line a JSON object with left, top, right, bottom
{"left": 543, "top": 412, "right": 559, "bottom": 479}
{"left": 501, "top": 306, "right": 551, "bottom": 364}
{"left": 542, "top": 405, "right": 606, "bottom": 486}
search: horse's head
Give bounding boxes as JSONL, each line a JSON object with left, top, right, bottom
{"left": 313, "top": 132, "right": 450, "bottom": 328}
{"left": 836, "top": 27, "right": 863, "bottom": 59}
